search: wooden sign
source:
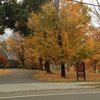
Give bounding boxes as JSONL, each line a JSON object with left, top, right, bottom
{"left": 76, "top": 61, "right": 86, "bottom": 81}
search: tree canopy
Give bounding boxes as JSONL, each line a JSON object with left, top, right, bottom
{"left": 0, "top": 0, "right": 50, "bottom": 35}
{"left": 27, "top": 0, "right": 92, "bottom": 65}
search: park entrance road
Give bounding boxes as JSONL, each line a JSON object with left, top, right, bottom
{"left": 0, "top": 69, "right": 42, "bottom": 84}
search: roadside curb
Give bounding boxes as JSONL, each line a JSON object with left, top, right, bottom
{"left": 0, "top": 82, "right": 99, "bottom": 93}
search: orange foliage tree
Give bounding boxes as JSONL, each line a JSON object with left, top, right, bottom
{"left": 6, "top": 33, "right": 39, "bottom": 68}
{"left": 0, "top": 55, "right": 8, "bottom": 66}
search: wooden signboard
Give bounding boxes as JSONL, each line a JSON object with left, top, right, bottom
{"left": 76, "top": 61, "right": 86, "bottom": 81}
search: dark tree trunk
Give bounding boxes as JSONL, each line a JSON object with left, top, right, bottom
{"left": 45, "top": 61, "right": 51, "bottom": 73}
{"left": 19, "top": 45, "right": 25, "bottom": 68}
{"left": 44, "top": 62, "right": 46, "bottom": 70}
{"left": 21, "top": 60, "right": 25, "bottom": 68}
{"left": 93, "top": 64, "right": 96, "bottom": 73}
{"left": 93, "top": 60, "right": 98, "bottom": 73}
{"left": 39, "top": 57, "right": 43, "bottom": 70}
{"left": 61, "top": 63, "right": 65, "bottom": 77}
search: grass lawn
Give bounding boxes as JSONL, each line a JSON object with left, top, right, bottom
{"left": 34, "top": 69, "right": 100, "bottom": 82}
{"left": 0, "top": 69, "right": 11, "bottom": 76}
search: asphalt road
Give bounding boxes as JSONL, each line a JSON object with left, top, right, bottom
{"left": 0, "top": 69, "right": 42, "bottom": 84}
{"left": 0, "top": 92, "right": 100, "bottom": 100}
{"left": 0, "top": 69, "right": 100, "bottom": 100}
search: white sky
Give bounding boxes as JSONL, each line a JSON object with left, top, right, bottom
{"left": 75, "top": 0, "right": 100, "bottom": 27}
{"left": 77, "top": 0, "right": 99, "bottom": 5}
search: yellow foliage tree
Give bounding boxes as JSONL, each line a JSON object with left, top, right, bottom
{"left": 6, "top": 33, "right": 31, "bottom": 68}
{"left": 27, "top": 1, "right": 92, "bottom": 76}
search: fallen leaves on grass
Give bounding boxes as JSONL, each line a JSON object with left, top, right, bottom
{"left": 34, "top": 69, "right": 100, "bottom": 82}
{"left": 34, "top": 70, "right": 77, "bottom": 82}
{"left": 0, "top": 69, "right": 11, "bottom": 76}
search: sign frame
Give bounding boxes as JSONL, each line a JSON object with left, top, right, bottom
{"left": 76, "top": 61, "right": 86, "bottom": 81}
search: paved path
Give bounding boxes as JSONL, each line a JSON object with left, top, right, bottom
{"left": 0, "top": 69, "right": 42, "bottom": 84}
{"left": 0, "top": 69, "right": 100, "bottom": 93}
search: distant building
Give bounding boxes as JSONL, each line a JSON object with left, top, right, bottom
{"left": 0, "top": 35, "right": 5, "bottom": 42}
{"left": 0, "top": 40, "right": 17, "bottom": 68}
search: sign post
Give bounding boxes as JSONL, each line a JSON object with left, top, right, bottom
{"left": 76, "top": 61, "right": 86, "bottom": 81}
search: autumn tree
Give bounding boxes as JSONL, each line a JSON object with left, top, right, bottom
{"left": 28, "top": 0, "right": 92, "bottom": 76}
{"left": 90, "top": 1, "right": 100, "bottom": 72}
{"left": 0, "top": 55, "right": 8, "bottom": 69}
{"left": 7, "top": 33, "right": 39, "bottom": 68}
{"left": 23, "top": 37, "right": 40, "bottom": 69}
{"left": 28, "top": 7, "right": 62, "bottom": 73}
{"left": 56, "top": 1, "right": 92, "bottom": 77}
{"left": 6, "top": 33, "right": 27, "bottom": 68}
{"left": 86, "top": 28, "right": 100, "bottom": 72}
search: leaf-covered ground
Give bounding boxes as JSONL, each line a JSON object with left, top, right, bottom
{"left": 34, "top": 70, "right": 100, "bottom": 82}
{"left": 0, "top": 69, "right": 11, "bottom": 76}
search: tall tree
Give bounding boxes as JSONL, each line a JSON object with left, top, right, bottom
{"left": 91, "top": 0, "right": 100, "bottom": 72}
{"left": 28, "top": 1, "right": 92, "bottom": 76}
{"left": 87, "top": 28, "right": 100, "bottom": 72}
{"left": 7, "top": 33, "right": 39, "bottom": 68}
{"left": 6, "top": 33, "right": 26, "bottom": 68}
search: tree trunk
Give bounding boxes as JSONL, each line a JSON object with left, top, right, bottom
{"left": 93, "top": 63, "right": 98, "bottom": 73}
{"left": 45, "top": 61, "right": 51, "bottom": 73}
{"left": 61, "top": 63, "right": 65, "bottom": 77}
{"left": 93, "top": 60, "right": 98, "bottom": 73}
{"left": 44, "top": 62, "right": 46, "bottom": 70}
{"left": 39, "top": 57, "right": 43, "bottom": 70}
{"left": 21, "top": 59, "right": 25, "bottom": 68}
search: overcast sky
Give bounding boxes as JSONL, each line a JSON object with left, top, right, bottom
{"left": 77, "top": 0, "right": 99, "bottom": 4}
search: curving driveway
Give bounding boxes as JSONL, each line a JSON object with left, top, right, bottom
{"left": 0, "top": 69, "right": 42, "bottom": 84}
